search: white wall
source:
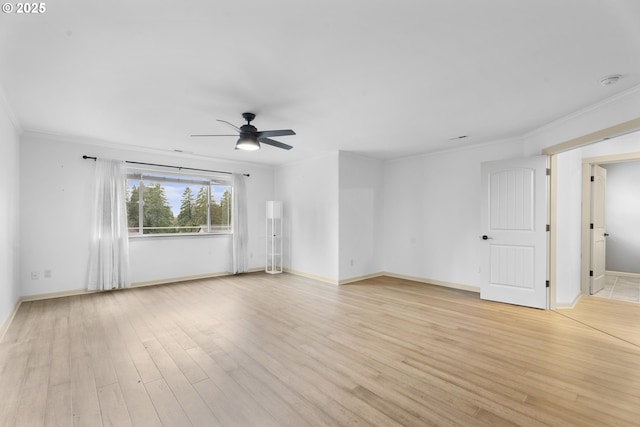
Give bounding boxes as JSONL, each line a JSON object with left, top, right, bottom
{"left": 0, "top": 97, "right": 20, "bottom": 328}
{"left": 274, "top": 152, "right": 339, "bottom": 282}
{"left": 604, "top": 161, "right": 640, "bottom": 274}
{"left": 338, "top": 152, "right": 383, "bottom": 282}
{"left": 19, "top": 132, "right": 274, "bottom": 297}
{"left": 382, "top": 140, "right": 524, "bottom": 288}
{"left": 554, "top": 148, "right": 584, "bottom": 303}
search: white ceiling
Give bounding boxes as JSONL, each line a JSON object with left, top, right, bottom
{"left": 1, "top": 0, "right": 640, "bottom": 165}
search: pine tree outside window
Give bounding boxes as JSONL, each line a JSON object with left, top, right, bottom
{"left": 126, "top": 170, "right": 232, "bottom": 235}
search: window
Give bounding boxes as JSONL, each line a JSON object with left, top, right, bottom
{"left": 126, "top": 170, "right": 232, "bottom": 235}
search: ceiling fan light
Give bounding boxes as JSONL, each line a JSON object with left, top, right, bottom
{"left": 236, "top": 136, "right": 260, "bottom": 151}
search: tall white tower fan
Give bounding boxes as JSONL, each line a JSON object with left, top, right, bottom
{"left": 266, "top": 201, "right": 283, "bottom": 274}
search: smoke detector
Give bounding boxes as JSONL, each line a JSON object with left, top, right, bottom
{"left": 600, "top": 75, "right": 622, "bottom": 86}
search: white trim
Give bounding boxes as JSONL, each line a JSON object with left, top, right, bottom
{"left": 131, "top": 272, "right": 231, "bottom": 288}
{"left": 129, "top": 232, "right": 233, "bottom": 240}
{"left": 20, "top": 129, "right": 274, "bottom": 171}
{"left": 386, "top": 134, "right": 521, "bottom": 163}
{"left": 556, "top": 293, "right": 582, "bottom": 309}
{"left": 581, "top": 163, "right": 592, "bottom": 296}
{"left": 284, "top": 268, "right": 339, "bottom": 285}
{"left": 606, "top": 270, "right": 640, "bottom": 280}
{"left": 18, "top": 268, "right": 264, "bottom": 301}
{"left": 543, "top": 118, "right": 640, "bottom": 156}
{"left": 583, "top": 151, "right": 640, "bottom": 165}
{"left": 20, "top": 288, "right": 96, "bottom": 302}
{"left": 530, "top": 83, "right": 640, "bottom": 141}
{"left": 548, "top": 154, "right": 557, "bottom": 310}
{"left": 380, "top": 272, "right": 480, "bottom": 293}
{"left": 339, "top": 272, "right": 385, "bottom": 285}
{"left": 0, "top": 299, "right": 22, "bottom": 342}
{"left": 286, "top": 268, "right": 482, "bottom": 292}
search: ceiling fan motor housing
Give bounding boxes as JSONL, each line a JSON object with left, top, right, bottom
{"left": 240, "top": 124, "right": 258, "bottom": 136}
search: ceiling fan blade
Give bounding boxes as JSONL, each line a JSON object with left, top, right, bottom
{"left": 256, "top": 129, "right": 296, "bottom": 138}
{"left": 216, "top": 119, "right": 241, "bottom": 132}
{"left": 258, "top": 137, "right": 293, "bottom": 150}
{"left": 190, "top": 134, "right": 237, "bottom": 137}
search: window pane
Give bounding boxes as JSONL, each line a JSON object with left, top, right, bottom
{"left": 142, "top": 180, "right": 176, "bottom": 234}
{"left": 125, "top": 171, "right": 232, "bottom": 235}
{"left": 211, "top": 184, "right": 232, "bottom": 232}
{"left": 174, "top": 182, "right": 207, "bottom": 233}
{"left": 126, "top": 177, "right": 141, "bottom": 234}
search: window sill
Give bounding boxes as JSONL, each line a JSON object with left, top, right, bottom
{"left": 128, "top": 232, "right": 232, "bottom": 240}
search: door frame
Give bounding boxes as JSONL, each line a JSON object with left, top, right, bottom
{"left": 580, "top": 152, "right": 640, "bottom": 295}
{"left": 543, "top": 116, "right": 640, "bottom": 308}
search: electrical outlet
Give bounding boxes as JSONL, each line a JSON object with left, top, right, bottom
{"left": 31, "top": 271, "right": 39, "bottom": 280}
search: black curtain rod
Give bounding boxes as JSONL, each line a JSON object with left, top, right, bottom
{"left": 82, "top": 156, "right": 250, "bottom": 177}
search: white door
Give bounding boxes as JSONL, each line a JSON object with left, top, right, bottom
{"left": 590, "top": 165, "right": 607, "bottom": 294}
{"left": 480, "top": 156, "right": 548, "bottom": 309}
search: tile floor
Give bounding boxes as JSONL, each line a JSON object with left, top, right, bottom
{"left": 592, "top": 274, "right": 640, "bottom": 303}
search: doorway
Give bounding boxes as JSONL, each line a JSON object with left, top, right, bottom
{"left": 581, "top": 155, "right": 640, "bottom": 303}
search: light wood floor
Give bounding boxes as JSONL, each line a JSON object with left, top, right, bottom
{"left": 1, "top": 273, "right": 640, "bottom": 427}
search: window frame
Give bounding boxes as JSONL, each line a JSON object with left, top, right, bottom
{"left": 125, "top": 166, "right": 233, "bottom": 237}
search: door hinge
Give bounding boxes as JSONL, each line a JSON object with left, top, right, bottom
{"left": 546, "top": 224, "right": 550, "bottom": 232}
{"left": 589, "top": 270, "right": 594, "bottom": 277}
{"left": 546, "top": 280, "right": 550, "bottom": 288}
{"left": 590, "top": 175, "right": 595, "bottom": 182}
{"left": 590, "top": 223, "right": 594, "bottom": 229}
{"left": 546, "top": 168, "right": 551, "bottom": 176}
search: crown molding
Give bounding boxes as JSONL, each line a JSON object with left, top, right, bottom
{"left": 521, "top": 82, "right": 640, "bottom": 141}
{"left": 20, "top": 128, "right": 275, "bottom": 171}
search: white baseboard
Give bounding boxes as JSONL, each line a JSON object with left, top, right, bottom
{"left": 606, "top": 270, "right": 640, "bottom": 279}
{"left": 131, "top": 271, "right": 234, "bottom": 288}
{"left": 284, "top": 269, "right": 385, "bottom": 286}
{"left": 381, "top": 272, "right": 481, "bottom": 293}
{"left": 284, "top": 268, "right": 339, "bottom": 285}
{"left": 19, "top": 269, "right": 264, "bottom": 302}
{"left": 339, "top": 272, "right": 386, "bottom": 285}
{"left": 284, "top": 268, "right": 481, "bottom": 293}
{"left": 556, "top": 292, "right": 582, "bottom": 309}
{"left": 0, "top": 298, "right": 22, "bottom": 342}
{"left": 20, "top": 288, "right": 95, "bottom": 302}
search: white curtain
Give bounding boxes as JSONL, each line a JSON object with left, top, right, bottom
{"left": 232, "top": 173, "right": 249, "bottom": 274}
{"left": 88, "top": 159, "right": 130, "bottom": 290}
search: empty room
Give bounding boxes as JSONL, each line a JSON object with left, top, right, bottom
{"left": 2, "top": 1, "right": 640, "bottom": 426}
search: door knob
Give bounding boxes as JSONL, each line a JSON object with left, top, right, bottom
{"left": 604, "top": 233, "right": 609, "bottom": 237}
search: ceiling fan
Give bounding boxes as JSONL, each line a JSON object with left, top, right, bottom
{"left": 191, "top": 112, "right": 295, "bottom": 151}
